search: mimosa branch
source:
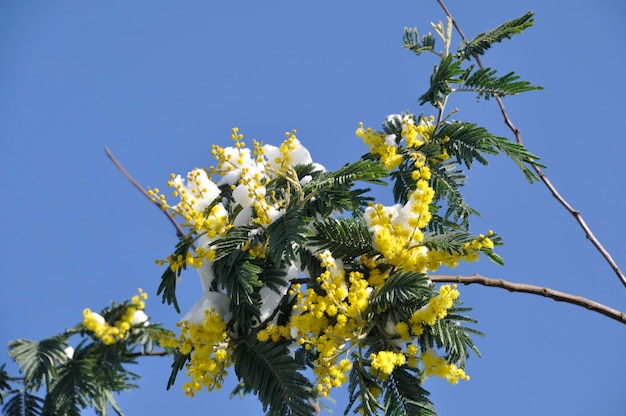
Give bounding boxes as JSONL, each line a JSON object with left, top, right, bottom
{"left": 435, "top": 0, "right": 626, "bottom": 289}
{"left": 104, "top": 147, "right": 186, "bottom": 239}
{"left": 430, "top": 273, "right": 626, "bottom": 325}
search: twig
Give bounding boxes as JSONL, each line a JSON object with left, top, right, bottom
{"left": 104, "top": 147, "right": 185, "bottom": 239}
{"left": 435, "top": 0, "right": 626, "bottom": 289}
{"left": 308, "top": 398, "right": 320, "bottom": 416}
{"left": 126, "top": 350, "right": 170, "bottom": 358}
{"left": 430, "top": 273, "right": 626, "bottom": 325}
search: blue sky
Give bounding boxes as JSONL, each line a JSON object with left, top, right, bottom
{"left": 1, "top": 1, "right": 625, "bottom": 415}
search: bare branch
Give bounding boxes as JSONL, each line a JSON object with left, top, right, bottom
{"left": 430, "top": 273, "right": 626, "bottom": 325}
{"left": 435, "top": 0, "right": 626, "bottom": 289}
{"left": 104, "top": 147, "right": 186, "bottom": 239}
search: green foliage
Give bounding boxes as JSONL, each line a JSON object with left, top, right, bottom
{"left": 3, "top": 295, "right": 171, "bottom": 416}
{"left": 458, "top": 66, "right": 543, "bottom": 100}
{"left": 383, "top": 368, "right": 435, "bottom": 416}
{"left": 214, "top": 247, "right": 263, "bottom": 331}
{"left": 310, "top": 216, "right": 375, "bottom": 260}
{"left": 8, "top": 337, "right": 69, "bottom": 391}
{"left": 428, "top": 160, "right": 475, "bottom": 229}
{"left": 266, "top": 208, "right": 310, "bottom": 266}
{"left": 157, "top": 234, "right": 194, "bottom": 313}
{"left": 369, "top": 272, "right": 432, "bottom": 315}
{"left": 421, "top": 306, "right": 484, "bottom": 367}
{"left": 301, "top": 159, "right": 388, "bottom": 216}
{"left": 42, "top": 342, "right": 135, "bottom": 416}
{"left": 149, "top": 10, "right": 542, "bottom": 416}
{"left": 232, "top": 335, "right": 314, "bottom": 416}
{"left": 345, "top": 355, "right": 383, "bottom": 416}
{"left": 0, "top": 364, "right": 10, "bottom": 402}
{"left": 3, "top": 389, "right": 44, "bottom": 416}
{"left": 419, "top": 55, "right": 466, "bottom": 107}
{"left": 420, "top": 231, "right": 473, "bottom": 254}
{"left": 437, "top": 121, "right": 543, "bottom": 183}
{"left": 415, "top": 12, "right": 541, "bottom": 114}
{"left": 459, "top": 11, "right": 535, "bottom": 59}
{"left": 402, "top": 27, "right": 436, "bottom": 56}
{"left": 4, "top": 8, "right": 547, "bottom": 416}
{"left": 166, "top": 351, "right": 190, "bottom": 391}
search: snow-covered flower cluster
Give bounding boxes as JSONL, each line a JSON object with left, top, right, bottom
{"left": 151, "top": 128, "right": 325, "bottom": 394}
{"left": 152, "top": 120, "right": 492, "bottom": 398}
{"left": 82, "top": 289, "right": 149, "bottom": 345}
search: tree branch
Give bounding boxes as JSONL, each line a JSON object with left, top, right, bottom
{"left": 104, "top": 147, "right": 186, "bottom": 239}
{"left": 126, "top": 350, "right": 170, "bottom": 358}
{"left": 435, "top": 0, "right": 626, "bottom": 289}
{"left": 430, "top": 273, "right": 626, "bottom": 325}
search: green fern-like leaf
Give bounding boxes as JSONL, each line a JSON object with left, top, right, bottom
{"left": 303, "top": 159, "right": 387, "bottom": 197}
{"left": 310, "top": 216, "right": 374, "bottom": 260}
{"left": 421, "top": 306, "right": 483, "bottom": 367}
{"left": 90, "top": 343, "right": 138, "bottom": 392}
{"left": 457, "top": 66, "right": 543, "bottom": 100}
{"left": 265, "top": 208, "right": 309, "bottom": 267}
{"left": 345, "top": 355, "right": 383, "bottom": 416}
{"left": 428, "top": 160, "right": 476, "bottom": 229}
{"left": 301, "top": 159, "right": 387, "bottom": 218}
{"left": 42, "top": 342, "right": 139, "bottom": 416}
{"left": 232, "top": 335, "right": 314, "bottom": 416}
{"left": 482, "top": 248, "right": 505, "bottom": 265}
{"left": 123, "top": 324, "right": 169, "bottom": 355}
{"left": 419, "top": 55, "right": 465, "bottom": 107}
{"left": 257, "top": 258, "right": 289, "bottom": 294}
{"left": 213, "top": 248, "right": 263, "bottom": 330}
{"left": 166, "top": 351, "right": 190, "bottom": 390}
{"left": 369, "top": 272, "right": 432, "bottom": 315}
{"left": 460, "top": 11, "right": 535, "bottom": 59}
{"left": 420, "top": 231, "right": 473, "bottom": 254}
{"left": 390, "top": 166, "right": 414, "bottom": 206}
{"left": 0, "top": 364, "right": 11, "bottom": 404}
{"left": 157, "top": 234, "right": 194, "bottom": 313}
{"left": 436, "top": 122, "right": 495, "bottom": 168}
{"left": 42, "top": 348, "right": 94, "bottom": 416}
{"left": 384, "top": 367, "right": 435, "bottom": 416}
{"left": 8, "top": 337, "right": 68, "bottom": 391}
{"left": 2, "top": 389, "right": 44, "bottom": 416}
{"left": 299, "top": 248, "right": 324, "bottom": 283}
{"left": 436, "top": 121, "right": 544, "bottom": 183}
{"left": 486, "top": 135, "right": 544, "bottom": 183}
{"left": 210, "top": 226, "right": 268, "bottom": 329}
{"left": 402, "top": 27, "right": 436, "bottom": 56}
{"left": 304, "top": 185, "right": 375, "bottom": 217}
{"left": 211, "top": 225, "right": 258, "bottom": 262}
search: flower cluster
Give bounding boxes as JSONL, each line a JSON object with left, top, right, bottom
{"left": 359, "top": 115, "right": 494, "bottom": 273}
{"left": 356, "top": 114, "right": 448, "bottom": 172}
{"left": 153, "top": 118, "right": 492, "bottom": 400}
{"left": 151, "top": 128, "right": 318, "bottom": 290}
{"left": 159, "top": 306, "right": 232, "bottom": 396}
{"left": 82, "top": 289, "right": 149, "bottom": 345}
{"left": 421, "top": 349, "right": 469, "bottom": 384}
{"left": 258, "top": 250, "right": 367, "bottom": 396}
{"left": 151, "top": 128, "right": 320, "bottom": 391}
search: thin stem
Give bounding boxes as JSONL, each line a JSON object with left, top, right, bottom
{"left": 430, "top": 273, "right": 626, "bottom": 325}
{"left": 308, "top": 398, "right": 320, "bottom": 416}
{"left": 435, "top": 0, "right": 626, "bottom": 289}
{"left": 104, "top": 147, "right": 186, "bottom": 239}
{"left": 126, "top": 350, "right": 170, "bottom": 358}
